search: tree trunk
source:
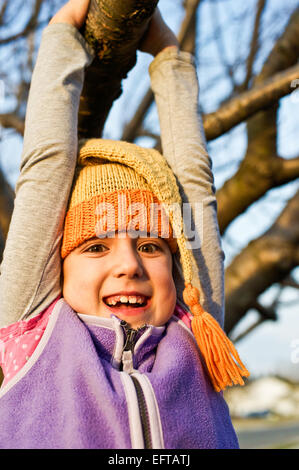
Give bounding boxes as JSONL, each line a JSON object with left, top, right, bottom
{"left": 78, "top": 0, "right": 158, "bottom": 139}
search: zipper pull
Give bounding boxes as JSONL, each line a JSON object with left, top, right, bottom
{"left": 124, "top": 329, "right": 138, "bottom": 352}
{"left": 121, "top": 321, "right": 136, "bottom": 374}
{"left": 121, "top": 320, "right": 147, "bottom": 353}
{"left": 121, "top": 320, "right": 138, "bottom": 353}
{"left": 120, "top": 321, "right": 147, "bottom": 374}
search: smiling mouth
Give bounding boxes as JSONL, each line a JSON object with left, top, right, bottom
{"left": 103, "top": 294, "right": 149, "bottom": 309}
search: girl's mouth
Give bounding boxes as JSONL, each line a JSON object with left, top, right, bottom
{"left": 103, "top": 294, "right": 151, "bottom": 316}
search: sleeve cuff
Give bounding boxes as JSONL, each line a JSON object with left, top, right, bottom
{"left": 149, "top": 47, "right": 195, "bottom": 76}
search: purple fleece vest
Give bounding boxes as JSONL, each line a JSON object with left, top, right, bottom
{"left": 0, "top": 299, "right": 238, "bottom": 449}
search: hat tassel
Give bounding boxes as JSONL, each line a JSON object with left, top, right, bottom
{"left": 183, "top": 284, "right": 250, "bottom": 393}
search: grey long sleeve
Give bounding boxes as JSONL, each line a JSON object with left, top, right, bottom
{"left": 149, "top": 49, "right": 225, "bottom": 327}
{"left": 0, "top": 24, "right": 94, "bottom": 327}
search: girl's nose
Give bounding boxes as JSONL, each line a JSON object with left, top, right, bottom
{"left": 111, "top": 239, "right": 144, "bottom": 279}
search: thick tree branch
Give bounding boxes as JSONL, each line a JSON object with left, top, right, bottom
{"left": 78, "top": 0, "right": 158, "bottom": 139}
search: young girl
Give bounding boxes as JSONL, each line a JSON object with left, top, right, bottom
{"left": 0, "top": 0, "right": 248, "bottom": 449}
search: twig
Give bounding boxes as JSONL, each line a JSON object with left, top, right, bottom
{"left": 0, "top": 0, "right": 43, "bottom": 45}
{"left": 242, "top": 0, "right": 267, "bottom": 91}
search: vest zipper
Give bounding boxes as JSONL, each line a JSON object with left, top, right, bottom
{"left": 131, "top": 376, "right": 153, "bottom": 449}
{"left": 120, "top": 320, "right": 153, "bottom": 449}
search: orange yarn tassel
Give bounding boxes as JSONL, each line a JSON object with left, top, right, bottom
{"left": 183, "top": 284, "right": 250, "bottom": 393}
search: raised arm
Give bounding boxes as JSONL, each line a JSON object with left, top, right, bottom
{"left": 142, "top": 9, "right": 225, "bottom": 327}
{"left": 0, "top": 1, "right": 94, "bottom": 327}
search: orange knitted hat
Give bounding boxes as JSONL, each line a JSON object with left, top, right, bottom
{"left": 61, "top": 138, "right": 249, "bottom": 392}
{"left": 61, "top": 140, "right": 178, "bottom": 258}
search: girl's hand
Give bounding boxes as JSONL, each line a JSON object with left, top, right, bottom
{"left": 139, "top": 8, "right": 179, "bottom": 57}
{"left": 49, "top": 0, "right": 90, "bottom": 30}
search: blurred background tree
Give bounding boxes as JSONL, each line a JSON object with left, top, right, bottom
{"left": 0, "top": 0, "right": 298, "bottom": 378}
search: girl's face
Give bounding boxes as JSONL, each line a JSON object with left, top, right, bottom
{"left": 62, "top": 234, "right": 176, "bottom": 329}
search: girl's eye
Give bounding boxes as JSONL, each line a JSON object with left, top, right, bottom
{"left": 138, "top": 243, "right": 161, "bottom": 254}
{"left": 85, "top": 244, "right": 108, "bottom": 253}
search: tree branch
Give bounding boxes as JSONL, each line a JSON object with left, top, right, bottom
{"left": 275, "top": 155, "right": 299, "bottom": 185}
{"left": 224, "top": 188, "right": 299, "bottom": 333}
{"left": 203, "top": 64, "right": 299, "bottom": 141}
{"left": 241, "top": 0, "right": 267, "bottom": 91}
{"left": 209, "top": 0, "right": 237, "bottom": 89}
{"left": 256, "top": 7, "right": 299, "bottom": 84}
{"left": 0, "top": 112, "right": 25, "bottom": 136}
{"left": 0, "top": 0, "right": 43, "bottom": 45}
{"left": 217, "top": 7, "right": 299, "bottom": 234}
{"left": 78, "top": 0, "right": 158, "bottom": 139}
{"left": 280, "top": 274, "right": 299, "bottom": 289}
{"left": 233, "top": 296, "right": 279, "bottom": 343}
{"left": 0, "top": 0, "right": 8, "bottom": 26}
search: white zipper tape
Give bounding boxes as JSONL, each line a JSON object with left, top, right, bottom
{"left": 131, "top": 373, "right": 164, "bottom": 449}
{"left": 120, "top": 372, "right": 145, "bottom": 449}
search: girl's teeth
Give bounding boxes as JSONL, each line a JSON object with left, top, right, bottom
{"left": 106, "top": 295, "right": 146, "bottom": 305}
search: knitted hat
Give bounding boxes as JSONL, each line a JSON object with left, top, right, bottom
{"left": 62, "top": 138, "right": 249, "bottom": 392}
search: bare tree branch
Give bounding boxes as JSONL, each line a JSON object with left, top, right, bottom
{"left": 0, "top": 0, "right": 8, "bottom": 25}
{"left": 241, "top": 0, "right": 267, "bottom": 91}
{"left": 217, "top": 7, "right": 299, "bottom": 235}
{"left": 0, "top": 0, "right": 43, "bottom": 45}
{"left": 203, "top": 64, "right": 299, "bottom": 141}
{"left": 275, "top": 155, "right": 299, "bottom": 185}
{"left": 225, "top": 189, "right": 299, "bottom": 334}
{"left": 280, "top": 274, "right": 299, "bottom": 289}
{"left": 256, "top": 6, "right": 299, "bottom": 83}
{"left": 0, "top": 113, "right": 25, "bottom": 136}
{"left": 208, "top": 0, "right": 237, "bottom": 89}
{"left": 233, "top": 296, "right": 279, "bottom": 343}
